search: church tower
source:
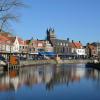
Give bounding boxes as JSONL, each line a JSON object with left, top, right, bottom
{"left": 46, "top": 28, "right": 56, "bottom": 41}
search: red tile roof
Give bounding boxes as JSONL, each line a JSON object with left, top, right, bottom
{"left": 17, "top": 37, "right": 25, "bottom": 45}
{"left": 0, "top": 35, "right": 10, "bottom": 44}
{"left": 73, "top": 42, "right": 82, "bottom": 48}
{"left": 0, "top": 32, "right": 13, "bottom": 37}
{"left": 69, "top": 42, "right": 76, "bottom": 48}
{"left": 7, "top": 36, "right": 26, "bottom": 45}
{"left": 7, "top": 37, "right": 16, "bottom": 43}
{"left": 25, "top": 40, "right": 30, "bottom": 45}
{"left": 70, "top": 42, "right": 82, "bottom": 48}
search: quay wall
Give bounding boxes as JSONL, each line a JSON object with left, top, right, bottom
{"left": 19, "top": 59, "right": 93, "bottom": 66}
{"left": 59, "top": 59, "right": 93, "bottom": 64}
{"left": 20, "top": 60, "right": 56, "bottom": 67}
{"left": 0, "top": 59, "right": 93, "bottom": 71}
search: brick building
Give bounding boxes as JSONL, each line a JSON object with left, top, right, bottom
{"left": 86, "top": 43, "right": 97, "bottom": 58}
{"left": 46, "top": 28, "right": 71, "bottom": 56}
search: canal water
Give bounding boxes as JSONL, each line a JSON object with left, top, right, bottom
{"left": 0, "top": 64, "right": 100, "bottom": 100}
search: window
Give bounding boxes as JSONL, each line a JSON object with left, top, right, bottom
{"left": 38, "top": 43, "right": 43, "bottom": 46}
{"left": 63, "top": 43, "right": 65, "bottom": 46}
{"left": 66, "top": 43, "right": 68, "bottom": 46}
{"left": 78, "top": 50, "right": 80, "bottom": 52}
{"left": 32, "top": 43, "right": 34, "bottom": 46}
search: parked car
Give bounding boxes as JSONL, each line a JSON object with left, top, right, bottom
{"left": 20, "top": 56, "right": 27, "bottom": 60}
{"left": 0, "top": 55, "right": 5, "bottom": 61}
{"left": 0, "top": 55, "right": 6, "bottom": 66}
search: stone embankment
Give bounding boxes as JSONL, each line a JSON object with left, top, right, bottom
{"left": 20, "top": 59, "right": 93, "bottom": 66}
{"left": 0, "top": 59, "right": 93, "bottom": 71}
{"left": 57, "top": 59, "right": 93, "bottom": 64}
{"left": 20, "top": 60, "right": 56, "bottom": 67}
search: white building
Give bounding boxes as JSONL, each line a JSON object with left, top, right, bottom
{"left": 12, "top": 37, "right": 19, "bottom": 53}
{"left": 71, "top": 41, "right": 86, "bottom": 57}
{"left": 0, "top": 35, "right": 11, "bottom": 53}
{"left": 76, "top": 48, "right": 86, "bottom": 56}
{"left": 9, "top": 36, "right": 27, "bottom": 53}
{"left": 44, "top": 41, "right": 53, "bottom": 52}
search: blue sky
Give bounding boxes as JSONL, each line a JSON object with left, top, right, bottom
{"left": 11, "top": 0, "right": 100, "bottom": 44}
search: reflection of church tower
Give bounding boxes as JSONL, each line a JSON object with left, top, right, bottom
{"left": 46, "top": 28, "right": 56, "bottom": 46}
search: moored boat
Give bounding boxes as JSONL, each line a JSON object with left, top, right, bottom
{"left": 86, "top": 62, "right": 100, "bottom": 70}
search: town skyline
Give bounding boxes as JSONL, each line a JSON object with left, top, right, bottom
{"left": 0, "top": 1, "right": 100, "bottom": 100}
{"left": 9, "top": 0, "right": 100, "bottom": 44}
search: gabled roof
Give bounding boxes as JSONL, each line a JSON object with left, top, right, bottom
{"left": 7, "top": 37, "right": 16, "bottom": 43}
{"left": 73, "top": 42, "right": 82, "bottom": 48}
{"left": 25, "top": 39, "right": 45, "bottom": 45}
{"left": 70, "top": 42, "right": 82, "bottom": 48}
{"left": 91, "top": 42, "right": 100, "bottom": 47}
{"left": 88, "top": 44, "right": 96, "bottom": 50}
{"left": 7, "top": 36, "right": 26, "bottom": 45}
{"left": 25, "top": 40, "right": 30, "bottom": 45}
{"left": 17, "top": 37, "right": 26, "bottom": 45}
{"left": 0, "top": 35, "right": 9, "bottom": 41}
{"left": 69, "top": 42, "right": 76, "bottom": 48}
{"left": 0, "top": 35, "right": 10, "bottom": 44}
{"left": 0, "top": 32, "right": 13, "bottom": 37}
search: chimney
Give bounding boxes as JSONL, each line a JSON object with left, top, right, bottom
{"left": 87, "top": 43, "right": 90, "bottom": 46}
{"left": 67, "top": 38, "right": 69, "bottom": 42}
{"left": 72, "top": 40, "right": 74, "bottom": 43}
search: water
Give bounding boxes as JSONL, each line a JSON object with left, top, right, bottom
{"left": 0, "top": 64, "right": 100, "bottom": 100}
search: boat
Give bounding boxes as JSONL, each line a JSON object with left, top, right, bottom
{"left": 86, "top": 62, "right": 100, "bottom": 70}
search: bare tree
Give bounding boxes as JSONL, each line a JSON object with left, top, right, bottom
{"left": 0, "top": 13, "right": 19, "bottom": 32}
{"left": 0, "top": 0, "right": 25, "bottom": 32}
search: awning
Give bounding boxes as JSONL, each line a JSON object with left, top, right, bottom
{"left": 29, "top": 52, "right": 38, "bottom": 55}
{"left": 39, "top": 52, "right": 56, "bottom": 56}
{"left": 0, "top": 55, "right": 5, "bottom": 60}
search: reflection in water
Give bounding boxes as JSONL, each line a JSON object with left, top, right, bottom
{"left": 0, "top": 64, "right": 100, "bottom": 92}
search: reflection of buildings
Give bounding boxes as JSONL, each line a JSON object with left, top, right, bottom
{"left": 46, "top": 65, "right": 81, "bottom": 91}
{"left": 85, "top": 68, "right": 100, "bottom": 80}
{"left": 45, "top": 64, "right": 100, "bottom": 91}
{"left": 0, "top": 64, "right": 100, "bottom": 91}
{"left": 0, "top": 65, "right": 55, "bottom": 91}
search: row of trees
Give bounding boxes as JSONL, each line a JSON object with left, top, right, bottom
{"left": 0, "top": 0, "right": 25, "bottom": 32}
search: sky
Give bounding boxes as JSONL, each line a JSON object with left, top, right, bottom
{"left": 11, "top": 0, "right": 100, "bottom": 44}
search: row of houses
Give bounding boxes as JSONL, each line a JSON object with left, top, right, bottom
{"left": 47, "top": 28, "right": 85, "bottom": 58}
{"left": 46, "top": 28, "right": 100, "bottom": 59}
{"left": 0, "top": 29, "right": 100, "bottom": 59}
{"left": 86, "top": 42, "right": 100, "bottom": 58}
{"left": 0, "top": 32, "right": 53, "bottom": 54}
